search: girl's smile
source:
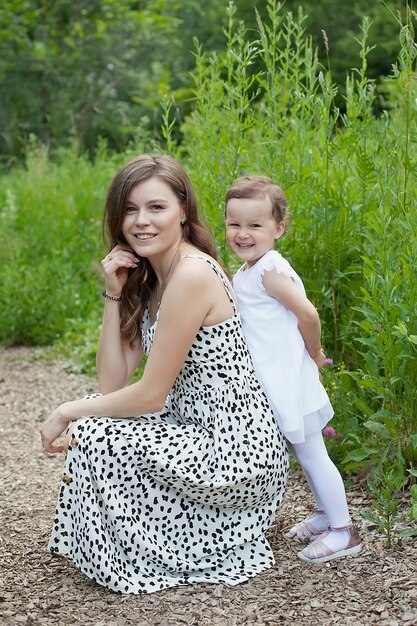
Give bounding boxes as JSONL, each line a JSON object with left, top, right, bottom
{"left": 225, "top": 196, "right": 285, "bottom": 267}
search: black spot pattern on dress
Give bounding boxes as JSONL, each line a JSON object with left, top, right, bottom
{"left": 48, "top": 257, "right": 288, "bottom": 594}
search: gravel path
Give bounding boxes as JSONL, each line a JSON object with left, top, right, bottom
{"left": 1, "top": 347, "right": 416, "bottom": 626}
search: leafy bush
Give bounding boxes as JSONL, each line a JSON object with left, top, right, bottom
{"left": 174, "top": 0, "right": 417, "bottom": 478}
{"left": 0, "top": 141, "right": 138, "bottom": 365}
{"left": 0, "top": 1, "right": 416, "bottom": 525}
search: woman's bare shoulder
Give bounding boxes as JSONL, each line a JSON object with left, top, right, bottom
{"left": 175, "top": 253, "right": 220, "bottom": 280}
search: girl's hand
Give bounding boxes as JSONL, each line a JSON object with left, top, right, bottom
{"left": 312, "top": 348, "right": 327, "bottom": 381}
{"left": 313, "top": 348, "right": 327, "bottom": 369}
{"left": 101, "top": 245, "right": 139, "bottom": 297}
{"left": 40, "top": 402, "right": 74, "bottom": 454}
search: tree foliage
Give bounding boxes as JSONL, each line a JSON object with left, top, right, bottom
{"left": 0, "top": 0, "right": 232, "bottom": 164}
{"left": 0, "top": 0, "right": 414, "bottom": 164}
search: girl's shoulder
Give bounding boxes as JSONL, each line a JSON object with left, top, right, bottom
{"left": 258, "top": 250, "right": 295, "bottom": 276}
{"left": 259, "top": 251, "right": 306, "bottom": 292}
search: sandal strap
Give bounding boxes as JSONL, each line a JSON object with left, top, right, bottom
{"left": 288, "top": 509, "right": 327, "bottom": 539}
{"left": 302, "top": 534, "right": 334, "bottom": 560}
{"left": 328, "top": 520, "right": 352, "bottom": 532}
{"left": 298, "top": 523, "right": 362, "bottom": 562}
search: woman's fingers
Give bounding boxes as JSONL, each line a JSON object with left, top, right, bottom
{"left": 101, "top": 250, "right": 139, "bottom": 271}
{"left": 40, "top": 405, "right": 71, "bottom": 454}
{"left": 100, "top": 250, "right": 139, "bottom": 295}
{"left": 40, "top": 431, "right": 65, "bottom": 454}
{"left": 44, "top": 442, "right": 65, "bottom": 454}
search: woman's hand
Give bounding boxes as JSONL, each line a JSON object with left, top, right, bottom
{"left": 101, "top": 245, "right": 139, "bottom": 297}
{"left": 40, "top": 402, "right": 75, "bottom": 454}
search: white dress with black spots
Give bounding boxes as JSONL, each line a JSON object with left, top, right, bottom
{"left": 48, "top": 256, "right": 288, "bottom": 594}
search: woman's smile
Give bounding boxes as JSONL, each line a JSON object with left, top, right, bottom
{"left": 122, "top": 176, "right": 185, "bottom": 257}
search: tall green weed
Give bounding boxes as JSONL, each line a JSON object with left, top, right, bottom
{"left": 0, "top": 0, "right": 416, "bottom": 506}
{"left": 177, "top": 1, "right": 417, "bottom": 490}
{"left": 0, "top": 140, "right": 148, "bottom": 370}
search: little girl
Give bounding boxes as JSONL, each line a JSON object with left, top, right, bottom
{"left": 225, "top": 175, "right": 362, "bottom": 563}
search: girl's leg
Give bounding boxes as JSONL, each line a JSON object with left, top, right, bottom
{"left": 286, "top": 441, "right": 328, "bottom": 538}
{"left": 291, "top": 431, "right": 352, "bottom": 552}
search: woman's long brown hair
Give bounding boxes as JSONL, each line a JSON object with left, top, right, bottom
{"left": 103, "top": 154, "right": 217, "bottom": 344}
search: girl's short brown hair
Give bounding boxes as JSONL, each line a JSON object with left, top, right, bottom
{"left": 225, "top": 175, "right": 291, "bottom": 231}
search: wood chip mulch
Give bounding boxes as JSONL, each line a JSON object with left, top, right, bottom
{"left": 1, "top": 347, "right": 416, "bottom": 626}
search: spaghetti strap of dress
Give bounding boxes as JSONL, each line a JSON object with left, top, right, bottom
{"left": 181, "top": 254, "right": 237, "bottom": 313}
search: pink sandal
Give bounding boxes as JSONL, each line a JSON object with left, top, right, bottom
{"left": 285, "top": 509, "right": 327, "bottom": 540}
{"left": 297, "top": 521, "right": 362, "bottom": 563}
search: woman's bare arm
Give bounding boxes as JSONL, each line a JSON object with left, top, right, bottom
{"left": 40, "top": 259, "right": 221, "bottom": 452}
{"left": 96, "top": 246, "right": 143, "bottom": 391}
{"left": 96, "top": 298, "right": 144, "bottom": 392}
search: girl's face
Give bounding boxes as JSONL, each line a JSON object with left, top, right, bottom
{"left": 122, "top": 176, "right": 185, "bottom": 259}
{"left": 225, "top": 196, "right": 285, "bottom": 267}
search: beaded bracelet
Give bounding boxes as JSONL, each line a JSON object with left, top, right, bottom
{"left": 102, "top": 290, "right": 123, "bottom": 302}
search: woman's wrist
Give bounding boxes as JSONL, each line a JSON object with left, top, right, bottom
{"left": 102, "top": 290, "right": 123, "bottom": 301}
{"left": 57, "top": 400, "right": 88, "bottom": 425}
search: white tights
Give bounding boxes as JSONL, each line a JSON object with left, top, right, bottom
{"left": 288, "top": 430, "right": 351, "bottom": 551}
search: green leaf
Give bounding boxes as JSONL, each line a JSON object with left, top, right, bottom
{"left": 345, "top": 450, "right": 372, "bottom": 462}
{"left": 398, "top": 528, "right": 417, "bottom": 536}
{"left": 363, "top": 420, "right": 391, "bottom": 438}
{"left": 389, "top": 377, "right": 402, "bottom": 385}
{"left": 372, "top": 409, "right": 401, "bottom": 422}
{"left": 396, "top": 320, "right": 408, "bottom": 335}
{"left": 361, "top": 510, "right": 379, "bottom": 524}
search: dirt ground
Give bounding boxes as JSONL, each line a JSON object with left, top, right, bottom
{"left": 1, "top": 347, "right": 416, "bottom": 626}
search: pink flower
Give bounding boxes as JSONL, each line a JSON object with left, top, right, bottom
{"left": 335, "top": 432, "right": 343, "bottom": 442}
{"left": 323, "top": 426, "right": 336, "bottom": 438}
{"left": 324, "top": 357, "right": 334, "bottom": 366}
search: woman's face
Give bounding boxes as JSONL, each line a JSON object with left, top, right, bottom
{"left": 121, "top": 176, "right": 185, "bottom": 258}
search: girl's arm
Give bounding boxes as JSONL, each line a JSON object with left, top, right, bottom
{"left": 262, "top": 269, "right": 326, "bottom": 368}
{"left": 40, "top": 260, "right": 216, "bottom": 453}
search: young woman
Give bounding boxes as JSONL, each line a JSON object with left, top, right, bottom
{"left": 40, "top": 155, "right": 288, "bottom": 594}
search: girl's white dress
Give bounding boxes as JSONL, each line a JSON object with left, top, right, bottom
{"left": 233, "top": 250, "right": 333, "bottom": 444}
